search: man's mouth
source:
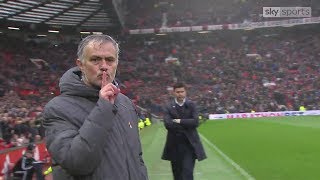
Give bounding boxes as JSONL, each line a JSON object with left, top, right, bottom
{"left": 98, "top": 74, "right": 109, "bottom": 78}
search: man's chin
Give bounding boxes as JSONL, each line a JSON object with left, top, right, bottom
{"left": 91, "top": 81, "right": 102, "bottom": 89}
{"left": 177, "top": 98, "right": 184, "bottom": 101}
{"left": 92, "top": 84, "right": 101, "bottom": 90}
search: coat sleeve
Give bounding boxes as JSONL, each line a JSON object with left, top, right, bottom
{"left": 163, "top": 105, "right": 185, "bottom": 131}
{"left": 138, "top": 151, "right": 149, "bottom": 180}
{"left": 179, "top": 102, "right": 199, "bottom": 129}
{"left": 128, "top": 99, "right": 149, "bottom": 180}
{"left": 43, "top": 98, "right": 117, "bottom": 176}
{"left": 21, "top": 157, "right": 33, "bottom": 170}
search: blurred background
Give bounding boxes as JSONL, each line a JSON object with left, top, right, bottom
{"left": 0, "top": 0, "right": 320, "bottom": 179}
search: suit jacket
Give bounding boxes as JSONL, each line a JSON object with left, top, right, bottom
{"left": 161, "top": 99, "right": 207, "bottom": 161}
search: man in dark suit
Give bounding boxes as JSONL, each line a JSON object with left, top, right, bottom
{"left": 162, "top": 82, "right": 207, "bottom": 180}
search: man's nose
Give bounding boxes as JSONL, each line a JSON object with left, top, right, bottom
{"left": 100, "top": 60, "right": 109, "bottom": 71}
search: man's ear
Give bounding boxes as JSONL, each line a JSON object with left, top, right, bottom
{"left": 76, "top": 59, "right": 83, "bottom": 71}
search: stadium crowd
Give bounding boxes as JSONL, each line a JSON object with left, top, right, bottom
{"left": 0, "top": 25, "right": 319, "bottom": 149}
{"left": 0, "top": 36, "right": 75, "bottom": 150}
{"left": 120, "top": 26, "right": 320, "bottom": 115}
{"left": 126, "top": 0, "right": 320, "bottom": 29}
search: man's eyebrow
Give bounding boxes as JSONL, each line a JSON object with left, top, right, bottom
{"left": 89, "top": 55, "right": 101, "bottom": 59}
{"left": 90, "top": 55, "right": 115, "bottom": 59}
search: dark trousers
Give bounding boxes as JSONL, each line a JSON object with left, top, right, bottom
{"left": 33, "top": 163, "right": 45, "bottom": 180}
{"left": 13, "top": 163, "right": 44, "bottom": 180}
{"left": 170, "top": 141, "right": 196, "bottom": 180}
{"left": 13, "top": 168, "right": 34, "bottom": 180}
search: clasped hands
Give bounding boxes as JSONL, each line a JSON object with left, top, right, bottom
{"left": 172, "top": 119, "right": 181, "bottom": 123}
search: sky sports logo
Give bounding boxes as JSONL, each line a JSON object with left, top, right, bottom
{"left": 263, "top": 7, "right": 311, "bottom": 18}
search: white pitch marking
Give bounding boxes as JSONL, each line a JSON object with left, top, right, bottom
{"left": 200, "top": 133, "right": 255, "bottom": 180}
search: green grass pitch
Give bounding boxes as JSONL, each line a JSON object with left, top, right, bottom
{"left": 141, "top": 116, "right": 320, "bottom": 180}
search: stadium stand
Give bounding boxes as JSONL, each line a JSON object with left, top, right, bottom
{"left": 0, "top": 3, "right": 319, "bottom": 180}
{"left": 126, "top": 0, "right": 320, "bottom": 29}
{"left": 0, "top": 25, "right": 319, "bottom": 140}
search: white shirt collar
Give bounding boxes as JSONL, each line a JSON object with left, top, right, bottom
{"left": 175, "top": 98, "right": 186, "bottom": 106}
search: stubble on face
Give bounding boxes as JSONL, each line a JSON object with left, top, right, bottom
{"left": 78, "top": 42, "right": 118, "bottom": 89}
{"left": 174, "top": 87, "right": 186, "bottom": 103}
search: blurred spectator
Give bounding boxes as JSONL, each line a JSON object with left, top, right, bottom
{"left": 12, "top": 143, "right": 45, "bottom": 180}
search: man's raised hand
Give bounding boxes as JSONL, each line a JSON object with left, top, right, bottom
{"left": 100, "top": 71, "right": 120, "bottom": 104}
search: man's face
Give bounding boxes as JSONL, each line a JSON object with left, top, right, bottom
{"left": 77, "top": 41, "right": 118, "bottom": 89}
{"left": 173, "top": 87, "right": 186, "bottom": 101}
{"left": 25, "top": 152, "right": 33, "bottom": 158}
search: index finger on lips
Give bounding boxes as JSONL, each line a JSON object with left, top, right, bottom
{"left": 101, "top": 71, "right": 107, "bottom": 88}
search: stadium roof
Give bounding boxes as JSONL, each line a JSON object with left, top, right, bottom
{"left": 0, "top": 0, "right": 122, "bottom": 33}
